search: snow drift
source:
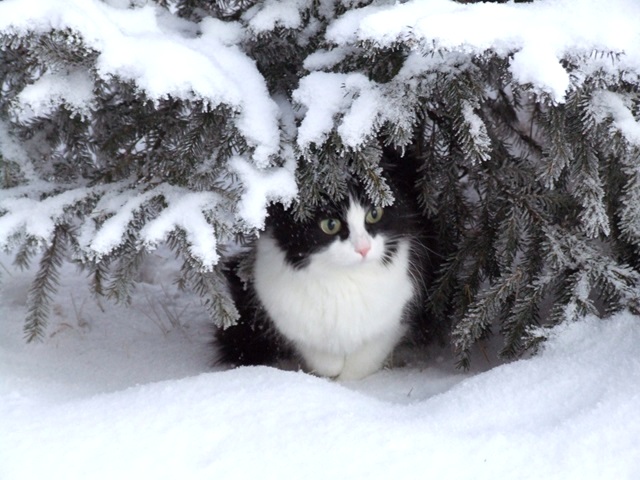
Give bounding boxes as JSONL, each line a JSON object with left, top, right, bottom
{"left": 1, "top": 260, "right": 639, "bottom": 479}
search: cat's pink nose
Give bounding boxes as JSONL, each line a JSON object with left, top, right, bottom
{"left": 355, "top": 243, "right": 371, "bottom": 257}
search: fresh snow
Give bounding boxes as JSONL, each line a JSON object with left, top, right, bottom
{"left": 1, "top": 256, "right": 640, "bottom": 479}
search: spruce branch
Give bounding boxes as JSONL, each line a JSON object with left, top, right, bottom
{"left": 12, "top": 236, "right": 40, "bottom": 271}
{"left": 23, "top": 225, "right": 69, "bottom": 342}
{"left": 453, "top": 267, "right": 524, "bottom": 369}
{"left": 499, "top": 273, "right": 552, "bottom": 359}
{"left": 534, "top": 105, "right": 573, "bottom": 190}
{"left": 172, "top": 230, "right": 239, "bottom": 328}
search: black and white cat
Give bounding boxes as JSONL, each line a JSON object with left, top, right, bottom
{"left": 216, "top": 167, "right": 433, "bottom": 380}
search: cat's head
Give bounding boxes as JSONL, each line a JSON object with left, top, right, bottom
{"left": 265, "top": 189, "right": 415, "bottom": 270}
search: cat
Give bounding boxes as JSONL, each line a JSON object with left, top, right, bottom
{"left": 216, "top": 161, "right": 434, "bottom": 380}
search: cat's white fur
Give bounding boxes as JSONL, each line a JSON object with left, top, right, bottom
{"left": 253, "top": 200, "right": 415, "bottom": 380}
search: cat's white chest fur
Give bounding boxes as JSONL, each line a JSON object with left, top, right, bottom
{"left": 254, "top": 233, "right": 415, "bottom": 380}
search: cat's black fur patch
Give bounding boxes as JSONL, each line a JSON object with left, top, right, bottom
{"left": 215, "top": 257, "right": 296, "bottom": 367}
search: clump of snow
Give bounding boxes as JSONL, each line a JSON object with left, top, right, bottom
{"left": 232, "top": 155, "right": 298, "bottom": 229}
{"left": 303, "top": 47, "right": 352, "bottom": 71}
{"left": 294, "top": 72, "right": 381, "bottom": 149}
{"left": 297, "top": 0, "right": 640, "bottom": 149}
{"left": 82, "top": 184, "right": 224, "bottom": 269}
{"left": 337, "top": 79, "right": 382, "bottom": 148}
{"left": 0, "top": 187, "right": 96, "bottom": 248}
{"left": 243, "top": 0, "right": 311, "bottom": 33}
{"left": 140, "top": 191, "right": 221, "bottom": 270}
{"left": 509, "top": 42, "right": 570, "bottom": 102}
{"left": 461, "top": 101, "right": 491, "bottom": 163}
{"left": 15, "top": 69, "right": 95, "bottom": 122}
{"left": 85, "top": 185, "right": 158, "bottom": 258}
{"left": 293, "top": 72, "right": 349, "bottom": 147}
{"left": 591, "top": 90, "right": 640, "bottom": 145}
{"left": 1, "top": 257, "right": 640, "bottom": 479}
{"left": 292, "top": 0, "right": 640, "bottom": 151}
{"left": 199, "top": 18, "right": 245, "bottom": 45}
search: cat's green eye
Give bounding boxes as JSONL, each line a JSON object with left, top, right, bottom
{"left": 365, "top": 206, "right": 384, "bottom": 224}
{"left": 320, "top": 218, "right": 342, "bottom": 235}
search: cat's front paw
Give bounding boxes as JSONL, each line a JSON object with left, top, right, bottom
{"left": 336, "top": 359, "right": 382, "bottom": 381}
{"left": 299, "top": 346, "right": 345, "bottom": 378}
{"left": 335, "top": 333, "right": 401, "bottom": 380}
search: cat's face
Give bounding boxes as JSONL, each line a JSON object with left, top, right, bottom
{"left": 266, "top": 193, "right": 410, "bottom": 270}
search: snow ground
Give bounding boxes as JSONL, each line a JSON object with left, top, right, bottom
{"left": 1, "top": 254, "right": 640, "bottom": 479}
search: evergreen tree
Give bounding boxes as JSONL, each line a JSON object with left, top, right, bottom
{"left": 1, "top": 0, "right": 639, "bottom": 366}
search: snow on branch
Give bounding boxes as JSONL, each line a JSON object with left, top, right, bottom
{"left": 0, "top": 186, "right": 100, "bottom": 249}
{"left": 0, "top": 0, "right": 281, "bottom": 166}
{"left": 326, "top": 0, "right": 640, "bottom": 102}
{"left": 590, "top": 90, "right": 640, "bottom": 146}
{"left": 231, "top": 155, "right": 298, "bottom": 229}
{"left": 293, "top": 72, "right": 383, "bottom": 150}
{"left": 244, "top": 0, "right": 312, "bottom": 33}
{"left": 140, "top": 189, "right": 222, "bottom": 270}
{"left": 15, "top": 69, "right": 95, "bottom": 122}
{"left": 83, "top": 184, "right": 226, "bottom": 270}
